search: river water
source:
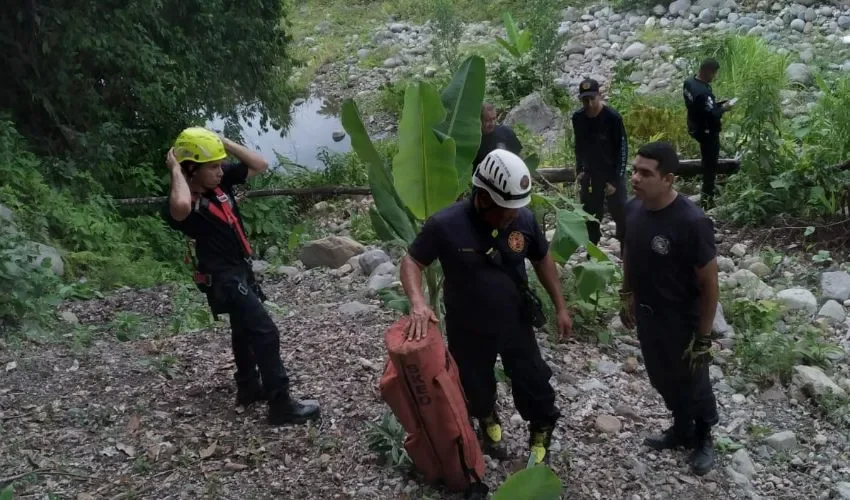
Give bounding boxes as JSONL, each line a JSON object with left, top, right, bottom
{"left": 206, "top": 96, "right": 352, "bottom": 170}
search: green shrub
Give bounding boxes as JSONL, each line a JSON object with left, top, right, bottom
{"left": 0, "top": 226, "right": 62, "bottom": 332}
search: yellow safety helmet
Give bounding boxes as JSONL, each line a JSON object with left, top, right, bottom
{"left": 172, "top": 127, "right": 227, "bottom": 164}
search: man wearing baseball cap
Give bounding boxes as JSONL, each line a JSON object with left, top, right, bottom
{"left": 571, "top": 78, "right": 629, "bottom": 251}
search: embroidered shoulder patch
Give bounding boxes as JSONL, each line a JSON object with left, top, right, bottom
{"left": 508, "top": 231, "right": 525, "bottom": 253}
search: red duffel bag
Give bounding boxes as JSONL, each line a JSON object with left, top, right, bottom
{"left": 379, "top": 316, "right": 488, "bottom": 496}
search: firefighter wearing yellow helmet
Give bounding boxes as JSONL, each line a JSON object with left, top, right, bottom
{"left": 163, "top": 127, "right": 320, "bottom": 426}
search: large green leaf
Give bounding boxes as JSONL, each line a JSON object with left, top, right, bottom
{"left": 392, "top": 82, "right": 459, "bottom": 220}
{"left": 573, "top": 261, "right": 617, "bottom": 301}
{"left": 438, "top": 55, "right": 485, "bottom": 190}
{"left": 492, "top": 465, "right": 562, "bottom": 500}
{"left": 368, "top": 205, "right": 398, "bottom": 243}
{"left": 549, "top": 208, "right": 589, "bottom": 263}
{"left": 342, "top": 99, "right": 417, "bottom": 243}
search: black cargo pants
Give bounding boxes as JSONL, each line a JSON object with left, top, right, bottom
{"left": 446, "top": 321, "right": 560, "bottom": 431}
{"left": 206, "top": 264, "right": 290, "bottom": 400}
{"left": 692, "top": 131, "right": 720, "bottom": 202}
{"left": 635, "top": 302, "right": 718, "bottom": 431}
{"left": 579, "top": 174, "right": 627, "bottom": 246}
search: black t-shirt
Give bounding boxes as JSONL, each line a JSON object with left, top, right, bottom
{"left": 571, "top": 105, "right": 628, "bottom": 185}
{"left": 473, "top": 125, "right": 523, "bottom": 167}
{"left": 624, "top": 194, "right": 715, "bottom": 316}
{"left": 683, "top": 76, "right": 725, "bottom": 136}
{"left": 162, "top": 162, "right": 251, "bottom": 274}
{"left": 407, "top": 198, "right": 548, "bottom": 334}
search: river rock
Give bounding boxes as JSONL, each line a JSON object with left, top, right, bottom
{"left": 595, "top": 415, "right": 622, "bottom": 434}
{"left": 332, "top": 130, "right": 346, "bottom": 142}
{"left": 790, "top": 18, "right": 806, "bottom": 32}
{"left": 730, "top": 243, "right": 747, "bottom": 257}
{"left": 717, "top": 256, "right": 736, "bottom": 273}
{"left": 713, "top": 302, "right": 733, "bottom": 336}
{"left": 732, "top": 448, "right": 757, "bottom": 479}
{"left": 359, "top": 249, "right": 392, "bottom": 275}
{"left": 0, "top": 203, "right": 13, "bottom": 223}
{"left": 367, "top": 273, "right": 394, "bottom": 292}
{"left": 503, "top": 92, "right": 562, "bottom": 134}
{"left": 731, "top": 269, "right": 775, "bottom": 300}
{"left": 792, "top": 365, "right": 847, "bottom": 398}
{"left": 786, "top": 63, "right": 813, "bottom": 86}
{"left": 836, "top": 482, "right": 850, "bottom": 500}
{"left": 821, "top": 271, "right": 850, "bottom": 301}
{"left": 298, "top": 236, "right": 365, "bottom": 269}
{"left": 817, "top": 300, "right": 846, "bottom": 324}
{"left": 370, "top": 261, "right": 396, "bottom": 278}
{"left": 765, "top": 430, "right": 797, "bottom": 451}
{"left": 339, "top": 301, "right": 378, "bottom": 316}
{"left": 839, "top": 16, "right": 850, "bottom": 30}
{"left": 748, "top": 261, "right": 771, "bottom": 278}
{"left": 621, "top": 42, "right": 647, "bottom": 60}
{"left": 776, "top": 288, "right": 817, "bottom": 314}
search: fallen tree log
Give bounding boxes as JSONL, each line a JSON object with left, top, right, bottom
{"left": 115, "top": 157, "right": 740, "bottom": 206}
{"left": 534, "top": 157, "right": 741, "bottom": 184}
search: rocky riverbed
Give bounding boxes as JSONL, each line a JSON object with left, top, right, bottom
{"left": 297, "top": 0, "right": 850, "bottom": 138}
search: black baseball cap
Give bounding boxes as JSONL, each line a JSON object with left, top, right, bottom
{"left": 578, "top": 78, "right": 600, "bottom": 98}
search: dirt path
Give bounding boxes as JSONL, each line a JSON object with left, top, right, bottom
{"left": 1, "top": 265, "right": 847, "bottom": 499}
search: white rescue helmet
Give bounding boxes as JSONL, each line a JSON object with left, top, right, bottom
{"left": 472, "top": 149, "right": 533, "bottom": 209}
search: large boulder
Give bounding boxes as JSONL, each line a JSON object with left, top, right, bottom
{"left": 776, "top": 288, "right": 817, "bottom": 315}
{"left": 792, "top": 365, "right": 846, "bottom": 398}
{"left": 298, "top": 236, "right": 365, "bottom": 269}
{"left": 33, "top": 242, "right": 64, "bottom": 276}
{"left": 359, "top": 249, "right": 392, "bottom": 276}
{"left": 821, "top": 271, "right": 850, "bottom": 301}
{"left": 503, "top": 92, "right": 563, "bottom": 135}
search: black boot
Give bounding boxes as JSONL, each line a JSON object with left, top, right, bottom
{"left": 691, "top": 423, "right": 715, "bottom": 476}
{"left": 644, "top": 419, "right": 695, "bottom": 451}
{"left": 267, "top": 390, "right": 321, "bottom": 425}
{"left": 529, "top": 423, "right": 555, "bottom": 465}
{"left": 236, "top": 382, "right": 269, "bottom": 407}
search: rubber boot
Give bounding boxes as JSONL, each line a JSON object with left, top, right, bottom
{"left": 236, "top": 382, "right": 269, "bottom": 407}
{"left": 691, "top": 421, "right": 715, "bottom": 476}
{"left": 267, "top": 389, "right": 320, "bottom": 425}
{"left": 479, "top": 413, "right": 508, "bottom": 460}
{"left": 644, "top": 417, "right": 695, "bottom": 451}
{"left": 529, "top": 423, "right": 554, "bottom": 465}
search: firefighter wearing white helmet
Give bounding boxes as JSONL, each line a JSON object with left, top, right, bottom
{"left": 471, "top": 149, "right": 533, "bottom": 209}
{"left": 399, "top": 147, "right": 574, "bottom": 466}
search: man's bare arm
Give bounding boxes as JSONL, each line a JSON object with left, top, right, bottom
{"left": 222, "top": 137, "right": 268, "bottom": 178}
{"left": 400, "top": 255, "right": 428, "bottom": 308}
{"left": 695, "top": 258, "right": 719, "bottom": 337}
{"left": 167, "top": 149, "right": 192, "bottom": 221}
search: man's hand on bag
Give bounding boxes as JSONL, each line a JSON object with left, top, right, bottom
{"left": 406, "top": 302, "right": 438, "bottom": 341}
{"left": 556, "top": 308, "right": 573, "bottom": 341}
{"left": 604, "top": 182, "right": 616, "bottom": 196}
{"left": 690, "top": 334, "right": 714, "bottom": 367}
{"left": 619, "top": 291, "right": 635, "bottom": 330}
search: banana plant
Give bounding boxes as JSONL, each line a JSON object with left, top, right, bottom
{"left": 341, "top": 55, "right": 487, "bottom": 314}
{"left": 495, "top": 12, "right": 533, "bottom": 59}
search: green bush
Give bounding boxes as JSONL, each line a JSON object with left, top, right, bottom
{"left": 0, "top": 226, "right": 62, "bottom": 332}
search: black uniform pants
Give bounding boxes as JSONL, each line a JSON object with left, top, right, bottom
{"left": 580, "top": 175, "right": 627, "bottom": 246}
{"left": 207, "top": 266, "right": 290, "bottom": 400}
{"left": 635, "top": 303, "right": 718, "bottom": 431}
{"left": 447, "top": 321, "right": 560, "bottom": 430}
{"left": 694, "top": 132, "right": 720, "bottom": 202}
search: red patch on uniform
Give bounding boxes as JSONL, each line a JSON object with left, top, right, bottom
{"left": 508, "top": 231, "right": 525, "bottom": 253}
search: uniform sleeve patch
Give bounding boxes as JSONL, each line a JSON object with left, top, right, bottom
{"left": 508, "top": 231, "right": 526, "bottom": 252}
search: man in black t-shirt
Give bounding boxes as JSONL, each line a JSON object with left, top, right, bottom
{"left": 620, "top": 141, "right": 719, "bottom": 476}
{"left": 683, "top": 58, "right": 734, "bottom": 208}
{"left": 162, "top": 127, "right": 319, "bottom": 426}
{"left": 400, "top": 149, "right": 572, "bottom": 466}
{"left": 572, "top": 78, "right": 629, "bottom": 247}
{"left": 472, "top": 103, "right": 523, "bottom": 167}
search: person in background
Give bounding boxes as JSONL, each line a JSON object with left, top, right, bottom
{"left": 400, "top": 149, "right": 572, "bottom": 465}
{"left": 473, "top": 103, "right": 523, "bottom": 167}
{"left": 571, "top": 78, "right": 628, "bottom": 250}
{"left": 162, "top": 127, "right": 320, "bottom": 426}
{"left": 683, "top": 58, "right": 734, "bottom": 209}
{"left": 620, "top": 141, "right": 720, "bottom": 476}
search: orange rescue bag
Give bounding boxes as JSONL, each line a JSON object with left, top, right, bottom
{"left": 379, "top": 316, "right": 487, "bottom": 495}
